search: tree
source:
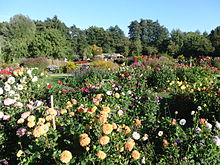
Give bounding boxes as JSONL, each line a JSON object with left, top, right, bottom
{"left": 182, "top": 32, "right": 214, "bottom": 57}
{"left": 44, "top": 15, "right": 70, "bottom": 37}
{"left": 107, "top": 25, "right": 130, "bottom": 56}
{"left": 6, "top": 14, "right": 36, "bottom": 40}
{"left": 29, "top": 29, "right": 72, "bottom": 59}
{"left": 69, "top": 25, "right": 90, "bottom": 59}
{"left": 128, "top": 21, "right": 141, "bottom": 40}
{"left": 129, "top": 39, "right": 142, "bottom": 56}
{"left": 209, "top": 26, "right": 220, "bottom": 56}
{"left": 167, "top": 29, "right": 185, "bottom": 55}
{"left": 139, "top": 19, "right": 169, "bottom": 54}
{"left": 0, "top": 15, "right": 36, "bottom": 62}
{"left": 86, "top": 26, "right": 114, "bottom": 53}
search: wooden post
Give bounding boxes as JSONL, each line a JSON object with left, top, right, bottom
{"left": 51, "top": 95, "right": 56, "bottom": 130}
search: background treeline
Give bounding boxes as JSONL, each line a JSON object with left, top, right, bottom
{"left": 0, "top": 14, "right": 219, "bottom": 63}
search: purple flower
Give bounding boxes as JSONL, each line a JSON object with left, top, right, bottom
{"left": 198, "top": 142, "right": 204, "bottom": 146}
{"left": 16, "top": 128, "right": 27, "bottom": 136}
{"left": 175, "top": 139, "right": 183, "bottom": 146}
{"left": 2, "top": 160, "right": 9, "bottom": 165}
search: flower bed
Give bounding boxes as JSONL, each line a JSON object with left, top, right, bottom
{"left": 0, "top": 57, "right": 219, "bottom": 164}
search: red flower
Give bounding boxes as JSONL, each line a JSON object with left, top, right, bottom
{"left": 85, "top": 89, "right": 89, "bottom": 92}
{"left": 156, "top": 67, "right": 160, "bottom": 70}
{"left": 75, "top": 61, "right": 89, "bottom": 64}
{"left": 81, "top": 87, "right": 85, "bottom": 91}
{"left": 62, "top": 89, "right": 68, "bottom": 93}
{"left": 47, "top": 84, "right": 52, "bottom": 88}
{"left": 5, "top": 72, "right": 12, "bottom": 75}
{"left": 124, "top": 72, "right": 129, "bottom": 76}
{"left": 58, "top": 80, "right": 63, "bottom": 85}
{"left": 71, "top": 88, "right": 75, "bottom": 92}
{"left": 209, "top": 89, "right": 213, "bottom": 92}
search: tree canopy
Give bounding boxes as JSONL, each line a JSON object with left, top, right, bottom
{"left": 0, "top": 14, "right": 219, "bottom": 63}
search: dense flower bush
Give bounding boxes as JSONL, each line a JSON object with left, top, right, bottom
{"left": 0, "top": 57, "right": 219, "bottom": 164}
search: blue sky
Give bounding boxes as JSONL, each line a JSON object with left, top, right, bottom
{"left": 0, "top": 0, "right": 219, "bottom": 35}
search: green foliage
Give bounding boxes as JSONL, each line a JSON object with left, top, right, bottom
{"left": 213, "top": 57, "right": 220, "bottom": 68}
{"left": 30, "top": 29, "right": 72, "bottom": 59}
{"left": 148, "top": 65, "right": 177, "bottom": 91}
{"left": 128, "top": 19, "right": 169, "bottom": 54}
{"left": 167, "top": 29, "right": 185, "bottom": 56}
{"left": 130, "top": 39, "right": 142, "bottom": 56}
{"left": 6, "top": 14, "right": 36, "bottom": 40}
{"left": 209, "top": 26, "right": 220, "bottom": 56}
{"left": 182, "top": 32, "right": 214, "bottom": 57}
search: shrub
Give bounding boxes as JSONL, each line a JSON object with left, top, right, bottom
{"left": 214, "top": 57, "right": 220, "bottom": 69}
{"left": 92, "top": 60, "right": 118, "bottom": 69}
{"left": 21, "top": 57, "right": 49, "bottom": 71}
{"left": 64, "top": 62, "right": 78, "bottom": 73}
{"left": 148, "top": 65, "right": 177, "bottom": 91}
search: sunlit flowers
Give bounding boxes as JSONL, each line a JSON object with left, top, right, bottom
{"left": 114, "top": 92, "right": 120, "bottom": 98}
{"left": 205, "top": 122, "right": 212, "bottom": 129}
{"left": 60, "top": 150, "right": 72, "bottom": 163}
{"left": 0, "top": 88, "right": 3, "bottom": 95}
{"left": 125, "top": 126, "right": 131, "bottom": 135}
{"left": 131, "top": 150, "right": 140, "bottom": 160}
{"left": 132, "top": 132, "right": 140, "bottom": 140}
{"left": 180, "top": 85, "right": 186, "bottom": 90}
{"left": 179, "top": 119, "right": 186, "bottom": 125}
{"left": 97, "top": 151, "right": 106, "bottom": 160}
{"left": 16, "top": 150, "right": 24, "bottom": 157}
{"left": 79, "top": 133, "right": 91, "bottom": 147}
{"left": 33, "top": 124, "right": 49, "bottom": 137}
{"left": 215, "top": 122, "right": 220, "bottom": 130}
{"left": 21, "top": 111, "right": 31, "bottom": 119}
{"left": 4, "top": 98, "right": 16, "bottom": 106}
{"left": 98, "top": 111, "right": 108, "bottom": 124}
{"left": 125, "top": 138, "right": 135, "bottom": 151}
{"left": 163, "top": 139, "right": 169, "bottom": 148}
{"left": 7, "top": 77, "right": 15, "bottom": 84}
{"left": 0, "top": 111, "right": 4, "bottom": 119}
{"left": 102, "top": 106, "right": 110, "bottom": 113}
{"left": 16, "top": 128, "right": 26, "bottom": 136}
{"left": 17, "top": 118, "right": 25, "bottom": 124}
{"left": 99, "top": 136, "right": 110, "bottom": 145}
{"left": 47, "top": 108, "right": 57, "bottom": 116}
{"left": 17, "top": 84, "right": 23, "bottom": 91}
{"left": 106, "top": 91, "right": 112, "bottom": 95}
{"left": 32, "top": 76, "right": 38, "bottom": 82}
{"left": 102, "top": 124, "right": 113, "bottom": 134}
{"left": 4, "top": 85, "right": 11, "bottom": 92}
{"left": 213, "top": 136, "right": 220, "bottom": 146}
{"left": 158, "top": 131, "right": 163, "bottom": 136}
{"left": 135, "top": 119, "right": 142, "bottom": 126}
{"left": 142, "top": 134, "right": 148, "bottom": 141}
{"left": 117, "top": 110, "right": 123, "bottom": 116}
